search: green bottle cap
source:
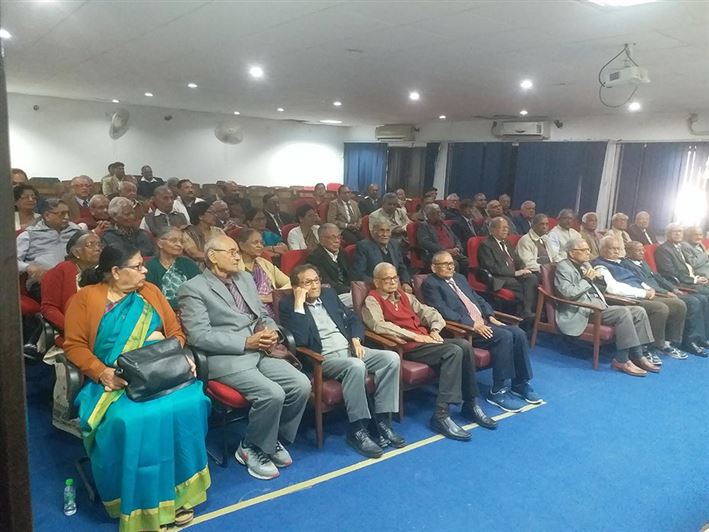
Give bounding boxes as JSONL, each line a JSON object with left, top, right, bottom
{"left": 65, "top": 478, "right": 74, "bottom": 486}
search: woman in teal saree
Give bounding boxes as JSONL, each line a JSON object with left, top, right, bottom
{"left": 64, "top": 242, "right": 211, "bottom": 531}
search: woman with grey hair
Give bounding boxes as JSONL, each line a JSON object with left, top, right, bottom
{"left": 101, "top": 196, "right": 155, "bottom": 256}
{"left": 145, "top": 227, "right": 200, "bottom": 309}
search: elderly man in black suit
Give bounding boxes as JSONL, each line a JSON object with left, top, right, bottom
{"left": 655, "top": 223, "right": 709, "bottom": 290}
{"left": 627, "top": 211, "right": 657, "bottom": 245}
{"left": 306, "top": 223, "right": 353, "bottom": 307}
{"left": 417, "top": 203, "right": 468, "bottom": 273}
{"left": 512, "top": 200, "right": 535, "bottom": 235}
{"left": 477, "top": 217, "right": 538, "bottom": 318}
{"left": 358, "top": 183, "right": 381, "bottom": 216}
{"left": 262, "top": 193, "right": 294, "bottom": 237}
{"left": 451, "top": 199, "right": 479, "bottom": 251}
{"left": 352, "top": 218, "right": 412, "bottom": 292}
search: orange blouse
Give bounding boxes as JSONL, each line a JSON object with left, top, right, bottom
{"left": 63, "top": 282, "right": 185, "bottom": 382}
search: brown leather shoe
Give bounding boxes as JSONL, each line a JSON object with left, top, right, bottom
{"left": 611, "top": 359, "right": 647, "bottom": 377}
{"left": 632, "top": 357, "right": 660, "bottom": 373}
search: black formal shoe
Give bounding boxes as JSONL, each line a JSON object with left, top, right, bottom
{"left": 430, "top": 414, "right": 471, "bottom": 441}
{"left": 461, "top": 401, "right": 498, "bottom": 430}
{"left": 346, "top": 429, "right": 384, "bottom": 458}
{"left": 683, "top": 341, "right": 706, "bottom": 356}
{"left": 376, "top": 419, "right": 406, "bottom": 448}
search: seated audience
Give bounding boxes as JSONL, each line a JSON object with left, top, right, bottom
{"left": 64, "top": 242, "right": 210, "bottom": 529}
{"left": 12, "top": 167, "right": 28, "bottom": 187}
{"left": 451, "top": 199, "right": 479, "bottom": 246}
{"left": 244, "top": 208, "right": 289, "bottom": 254}
{"left": 499, "top": 194, "right": 512, "bottom": 216}
{"left": 512, "top": 200, "right": 535, "bottom": 235}
{"left": 547, "top": 209, "right": 582, "bottom": 262}
{"left": 442, "top": 193, "right": 460, "bottom": 220}
{"left": 101, "top": 161, "right": 124, "bottom": 198}
{"left": 554, "top": 238, "right": 657, "bottom": 377}
{"left": 237, "top": 228, "right": 291, "bottom": 318}
{"left": 623, "top": 241, "right": 707, "bottom": 357}
{"left": 411, "top": 194, "right": 436, "bottom": 223}
{"left": 361, "top": 263, "right": 496, "bottom": 441}
{"left": 173, "top": 179, "right": 204, "bottom": 220}
{"left": 481, "top": 200, "right": 518, "bottom": 236}
{"left": 226, "top": 198, "right": 246, "bottom": 227}
{"left": 78, "top": 194, "right": 111, "bottom": 232}
{"left": 606, "top": 213, "right": 631, "bottom": 256}
{"left": 262, "top": 193, "right": 294, "bottom": 236}
{"left": 417, "top": 203, "right": 468, "bottom": 272}
{"left": 422, "top": 251, "right": 541, "bottom": 411}
{"left": 368, "top": 192, "right": 411, "bottom": 239}
{"left": 306, "top": 223, "right": 353, "bottom": 307}
{"left": 593, "top": 235, "right": 683, "bottom": 365}
{"left": 183, "top": 201, "right": 225, "bottom": 262}
{"left": 681, "top": 225, "right": 709, "bottom": 277}
{"left": 327, "top": 185, "right": 363, "bottom": 244}
{"left": 478, "top": 217, "right": 538, "bottom": 319}
{"left": 655, "top": 223, "right": 709, "bottom": 290}
{"left": 627, "top": 211, "right": 657, "bottom": 245}
{"left": 211, "top": 199, "right": 238, "bottom": 232}
{"left": 178, "top": 235, "right": 310, "bottom": 480}
{"left": 102, "top": 197, "right": 156, "bottom": 257}
{"left": 14, "top": 183, "right": 41, "bottom": 230}
{"left": 395, "top": 188, "right": 407, "bottom": 208}
{"left": 515, "top": 214, "right": 552, "bottom": 273}
{"left": 140, "top": 184, "right": 189, "bottom": 236}
{"left": 119, "top": 179, "right": 146, "bottom": 221}
{"left": 136, "top": 164, "right": 164, "bottom": 199}
{"left": 64, "top": 175, "right": 94, "bottom": 223}
{"left": 358, "top": 183, "right": 381, "bottom": 215}
{"left": 280, "top": 264, "right": 404, "bottom": 457}
{"left": 145, "top": 227, "right": 200, "bottom": 309}
{"left": 471, "top": 193, "right": 488, "bottom": 225}
{"left": 287, "top": 203, "right": 320, "bottom": 250}
{"left": 313, "top": 182, "right": 329, "bottom": 209}
{"left": 17, "top": 198, "right": 80, "bottom": 298}
{"left": 352, "top": 219, "right": 412, "bottom": 290}
{"left": 213, "top": 180, "right": 252, "bottom": 212}
{"left": 579, "top": 212, "right": 602, "bottom": 260}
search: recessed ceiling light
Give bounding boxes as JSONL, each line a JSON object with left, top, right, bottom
{"left": 439, "top": 115, "right": 447, "bottom": 120}
{"left": 520, "top": 110, "right": 529, "bottom": 116}
{"left": 277, "top": 107, "right": 284, "bottom": 112}
{"left": 187, "top": 82, "right": 198, "bottom": 89}
{"left": 233, "top": 111, "right": 240, "bottom": 115}
{"left": 320, "top": 119, "right": 342, "bottom": 124}
{"left": 111, "top": 99, "right": 120, "bottom": 103}
{"left": 520, "top": 79, "right": 533, "bottom": 90}
{"left": 587, "top": 0, "right": 656, "bottom": 6}
{"left": 249, "top": 66, "right": 264, "bottom": 79}
{"left": 333, "top": 101, "right": 342, "bottom": 107}
{"left": 144, "top": 92, "right": 154, "bottom": 97}
{"left": 0, "top": 28, "right": 12, "bottom": 40}
{"left": 628, "top": 101, "right": 642, "bottom": 112}
{"left": 409, "top": 91, "right": 421, "bottom": 101}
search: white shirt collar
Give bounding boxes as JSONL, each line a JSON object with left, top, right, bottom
{"left": 305, "top": 298, "right": 323, "bottom": 307}
{"left": 325, "top": 248, "right": 339, "bottom": 262}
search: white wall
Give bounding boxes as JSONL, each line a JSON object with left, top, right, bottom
{"left": 8, "top": 93, "right": 346, "bottom": 185}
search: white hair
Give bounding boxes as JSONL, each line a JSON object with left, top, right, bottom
{"left": 373, "top": 262, "right": 396, "bottom": 279}
{"left": 107, "top": 196, "right": 133, "bottom": 218}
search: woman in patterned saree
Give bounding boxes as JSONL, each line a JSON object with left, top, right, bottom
{"left": 236, "top": 228, "right": 291, "bottom": 318}
{"left": 63, "top": 242, "right": 211, "bottom": 531}
{"left": 145, "top": 227, "right": 200, "bottom": 309}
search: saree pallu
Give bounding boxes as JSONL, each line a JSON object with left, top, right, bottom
{"left": 75, "top": 291, "right": 211, "bottom": 532}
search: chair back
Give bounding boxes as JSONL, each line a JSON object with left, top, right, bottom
{"left": 406, "top": 222, "right": 426, "bottom": 271}
{"left": 271, "top": 288, "right": 293, "bottom": 325}
{"left": 547, "top": 217, "right": 558, "bottom": 229}
{"left": 644, "top": 243, "right": 659, "bottom": 272}
{"left": 360, "top": 215, "right": 371, "bottom": 239}
{"left": 507, "top": 234, "right": 521, "bottom": 247}
{"left": 412, "top": 274, "right": 427, "bottom": 300}
{"left": 703, "top": 238, "right": 709, "bottom": 250}
{"left": 539, "top": 263, "right": 557, "bottom": 326}
{"left": 281, "top": 223, "right": 298, "bottom": 241}
{"left": 280, "top": 249, "right": 309, "bottom": 275}
{"left": 318, "top": 202, "right": 330, "bottom": 222}
{"left": 344, "top": 244, "right": 356, "bottom": 261}
{"left": 326, "top": 183, "right": 341, "bottom": 192}
{"left": 406, "top": 198, "right": 421, "bottom": 214}
{"left": 466, "top": 236, "right": 486, "bottom": 269}
{"left": 351, "top": 280, "right": 373, "bottom": 314}
{"left": 293, "top": 198, "right": 317, "bottom": 212}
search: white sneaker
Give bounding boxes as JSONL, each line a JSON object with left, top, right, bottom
{"left": 270, "top": 441, "right": 293, "bottom": 468}
{"left": 235, "top": 441, "right": 279, "bottom": 480}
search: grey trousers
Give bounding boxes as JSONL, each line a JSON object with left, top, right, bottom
{"left": 601, "top": 305, "right": 654, "bottom": 362}
{"left": 637, "top": 297, "right": 686, "bottom": 347}
{"left": 217, "top": 356, "right": 311, "bottom": 454}
{"left": 322, "top": 347, "right": 400, "bottom": 422}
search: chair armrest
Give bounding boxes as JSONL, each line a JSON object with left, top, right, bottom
{"left": 472, "top": 267, "right": 495, "bottom": 291}
{"left": 364, "top": 330, "right": 405, "bottom": 348}
{"left": 188, "top": 347, "right": 210, "bottom": 382}
{"left": 443, "top": 322, "right": 467, "bottom": 335}
{"left": 446, "top": 320, "right": 476, "bottom": 333}
{"left": 492, "top": 311, "right": 523, "bottom": 324}
{"left": 296, "top": 346, "right": 325, "bottom": 364}
{"left": 605, "top": 295, "right": 639, "bottom": 305}
{"left": 55, "top": 352, "right": 84, "bottom": 419}
{"left": 278, "top": 325, "right": 297, "bottom": 353}
{"left": 41, "top": 318, "right": 57, "bottom": 350}
{"left": 537, "top": 286, "right": 607, "bottom": 312}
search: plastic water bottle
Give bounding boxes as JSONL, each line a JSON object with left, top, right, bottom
{"left": 63, "top": 478, "right": 77, "bottom": 516}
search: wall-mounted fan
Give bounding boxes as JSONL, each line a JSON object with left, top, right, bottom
{"left": 214, "top": 121, "right": 244, "bottom": 144}
{"left": 109, "top": 108, "right": 130, "bottom": 139}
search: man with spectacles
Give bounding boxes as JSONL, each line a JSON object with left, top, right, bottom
{"left": 352, "top": 219, "right": 412, "bottom": 291}
{"left": 279, "top": 264, "right": 404, "bottom": 458}
{"left": 178, "top": 235, "right": 311, "bottom": 481}
{"left": 554, "top": 238, "right": 656, "bottom": 377}
{"left": 422, "top": 251, "right": 541, "bottom": 412}
{"left": 362, "top": 263, "right": 496, "bottom": 441}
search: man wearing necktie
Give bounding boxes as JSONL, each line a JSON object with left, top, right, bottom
{"left": 627, "top": 211, "right": 658, "bottom": 245}
{"left": 327, "top": 185, "right": 363, "bottom": 244}
{"left": 422, "top": 251, "right": 541, "bottom": 412}
{"left": 64, "top": 175, "right": 94, "bottom": 223}
{"left": 656, "top": 223, "right": 709, "bottom": 292}
{"left": 477, "top": 217, "right": 538, "bottom": 319}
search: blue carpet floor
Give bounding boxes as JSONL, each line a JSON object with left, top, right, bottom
{"left": 26, "top": 335, "right": 709, "bottom": 531}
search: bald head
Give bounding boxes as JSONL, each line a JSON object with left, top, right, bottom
{"left": 205, "top": 235, "right": 241, "bottom": 274}
{"left": 373, "top": 262, "right": 399, "bottom": 295}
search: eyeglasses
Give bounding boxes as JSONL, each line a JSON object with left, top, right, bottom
{"left": 301, "top": 277, "right": 321, "bottom": 287}
{"left": 83, "top": 241, "right": 104, "bottom": 250}
{"left": 161, "top": 238, "right": 184, "bottom": 245}
{"left": 212, "top": 248, "right": 240, "bottom": 257}
{"left": 47, "top": 209, "right": 70, "bottom": 217}
{"left": 571, "top": 248, "right": 591, "bottom": 252}
{"left": 377, "top": 276, "right": 399, "bottom": 283}
{"left": 432, "top": 261, "right": 455, "bottom": 268}
{"left": 120, "top": 263, "right": 146, "bottom": 271}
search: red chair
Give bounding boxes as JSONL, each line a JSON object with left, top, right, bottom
{"left": 644, "top": 243, "right": 659, "bottom": 272}
{"left": 280, "top": 249, "right": 310, "bottom": 275}
{"left": 547, "top": 217, "right": 558, "bottom": 229}
{"left": 405, "top": 198, "right": 421, "bottom": 215}
{"left": 317, "top": 202, "right": 330, "bottom": 222}
{"left": 360, "top": 214, "right": 370, "bottom": 239}
{"left": 466, "top": 237, "right": 516, "bottom": 304}
{"left": 507, "top": 234, "right": 521, "bottom": 247}
{"left": 326, "top": 183, "right": 341, "bottom": 192}
{"left": 281, "top": 223, "right": 298, "bottom": 242}
{"left": 406, "top": 222, "right": 426, "bottom": 272}
{"left": 293, "top": 198, "right": 317, "bottom": 212}
{"left": 530, "top": 264, "right": 615, "bottom": 369}
{"left": 703, "top": 238, "right": 709, "bottom": 250}
{"left": 344, "top": 244, "right": 356, "bottom": 262}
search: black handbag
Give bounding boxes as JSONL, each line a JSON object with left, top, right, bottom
{"left": 115, "top": 337, "right": 195, "bottom": 402}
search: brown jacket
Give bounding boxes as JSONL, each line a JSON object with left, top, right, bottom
{"left": 63, "top": 282, "right": 184, "bottom": 382}
{"left": 327, "top": 199, "right": 361, "bottom": 230}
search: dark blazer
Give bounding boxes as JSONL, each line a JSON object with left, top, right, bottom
{"left": 352, "top": 238, "right": 410, "bottom": 283}
{"left": 137, "top": 177, "right": 165, "bottom": 200}
{"left": 655, "top": 241, "right": 695, "bottom": 285}
{"left": 279, "top": 287, "right": 365, "bottom": 354}
{"left": 416, "top": 222, "right": 462, "bottom": 261}
{"left": 264, "top": 210, "right": 294, "bottom": 236}
{"left": 477, "top": 236, "right": 524, "bottom": 291}
{"left": 358, "top": 196, "right": 380, "bottom": 216}
{"left": 421, "top": 272, "right": 493, "bottom": 326}
{"left": 101, "top": 227, "right": 155, "bottom": 257}
{"left": 627, "top": 224, "right": 657, "bottom": 245}
{"left": 620, "top": 259, "right": 675, "bottom": 293}
{"left": 306, "top": 245, "right": 352, "bottom": 295}
{"left": 512, "top": 215, "right": 533, "bottom": 235}
{"left": 451, "top": 216, "right": 477, "bottom": 249}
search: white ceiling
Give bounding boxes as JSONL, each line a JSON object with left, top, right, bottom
{"left": 2, "top": 0, "right": 708, "bottom": 126}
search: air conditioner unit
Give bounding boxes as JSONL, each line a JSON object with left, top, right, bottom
{"left": 375, "top": 124, "right": 416, "bottom": 142}
{"left": 492, "top": 120, "right": 550, "bottom": 140}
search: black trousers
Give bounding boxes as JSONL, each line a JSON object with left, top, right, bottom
{"left": 406, "top": 338, "right": 479, "bottom": 408}
{"left": 471, "top": 323, "right": 532, "bottom": 387}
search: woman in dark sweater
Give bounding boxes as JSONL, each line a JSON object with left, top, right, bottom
{"left": 145, "top": 227, "right": 200, "bottom": 308}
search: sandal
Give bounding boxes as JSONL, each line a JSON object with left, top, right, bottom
{"left": 174, "top": 508, "right": 195, "bottom": 527}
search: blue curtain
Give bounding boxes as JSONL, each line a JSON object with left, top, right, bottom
{"left": 513, "top": 142, "right": 607, "bottom": 217}
{"left": 343, "top": 143, "right": 387, "bottom": 194}
{"left": 446, "top": 142, "right": 516, "bottom": 200}
{"left": 614, "top": 143, "right": 688, "bottom": 232}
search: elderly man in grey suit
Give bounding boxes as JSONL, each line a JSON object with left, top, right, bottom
{"left": 554, "top": 237, "right": 657, "bottom": 377}
{"left": 178, "top": 234, "right": 310, "bottom": 481}
{"left": 682, "top": 225, "right": 709, "bottom": 277}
